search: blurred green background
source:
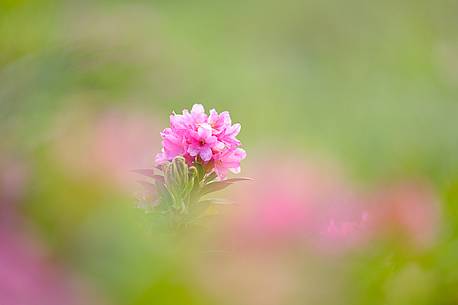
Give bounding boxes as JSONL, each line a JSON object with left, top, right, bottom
{"left": 2, "top": 0, "right": 458, "bottom": 178}
{"left": 1, "top": 0, "right": 458, "bottom": 304}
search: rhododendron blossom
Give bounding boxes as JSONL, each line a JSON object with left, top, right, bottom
{"left": 136, "top": 104, "right": 249, "bottom": 229}
{"left": 155, "top": 104, "right": 246, "bottom": 179}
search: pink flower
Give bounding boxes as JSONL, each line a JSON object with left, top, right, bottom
{"left": 218, "top": 123, "right": 241, "bottom": 147}
{"left": 188, "top": 104, "right": 208, "bottom": 125}
{"left": 213, "top": 148, "right": 247, "bottom": 179}
{"left": 187, "top": 123, "right": 219, "bottom": 162}
{"left": 208, "top": 109, "right": 231, "bottom": 134}
{"left": 170, "top": 104, "right": 207, "bottom": 135}
{"left": 155, "top": 104, "right": 245, "bottom": 179}
{"left": 161, "top": 128, "right": 186, "bottom": 159}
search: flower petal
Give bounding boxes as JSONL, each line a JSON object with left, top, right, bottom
{"left": 200, "top": 147, "right": 213, "bottom": 162}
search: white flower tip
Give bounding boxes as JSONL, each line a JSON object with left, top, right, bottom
{"left": 192, "top": 104, "right": 205, "bottom": 113}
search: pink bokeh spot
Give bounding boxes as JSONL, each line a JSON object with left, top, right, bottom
{"left": 221, "top": 154, "right": 441, "bottom": 254}
{"left": 371, "top": 182, "right": 441, "bottom": 249}
{"left": 53, "top": 108, "right": 161, "bottom": 192}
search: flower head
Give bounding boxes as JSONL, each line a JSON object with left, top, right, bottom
{"left": 155, "top": 104, "right": 246, "bottom": 179}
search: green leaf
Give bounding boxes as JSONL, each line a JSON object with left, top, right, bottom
{"left": 132, "top": 169, "right": 156, "bottom": 177}
{"left": 222, "top": 177, "right": 253, "bottom": 183}
{"left": 194, "top": 162, "right": 205, "bottom": 181}
{"left": 205, "top": 198, "right": 235, "bottom": 205}
{"left": 204, "top": 171, "right": 218, "bottom": 183}
{"left": 156, "top": 183, "right": 173, "bottom": 207}
{"left": 200, "top": 177, "right": 252, "bottom": 196}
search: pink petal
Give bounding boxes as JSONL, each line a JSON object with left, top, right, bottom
{"left": 191, "top": 104, "right": 205, "bottom": 114}
{"left": 200, "top": 147, "right": 213, "bottom": 162}
{"left": 187, "top": 145, "right": 200, "bottom": 157}
{"left": 198, "top": 124, "right": 212, "bottom": 139}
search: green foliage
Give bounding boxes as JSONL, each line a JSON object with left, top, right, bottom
{"left": 135, "top": 157, "right": 248, "bottom": 230}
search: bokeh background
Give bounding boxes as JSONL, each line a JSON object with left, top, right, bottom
{"left": 1, "top": 0, "right": 458, "bottom": 304}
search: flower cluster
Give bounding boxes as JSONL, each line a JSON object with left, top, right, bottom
{"left": 155, "top": 104, "right": 246, "bottom": 179}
